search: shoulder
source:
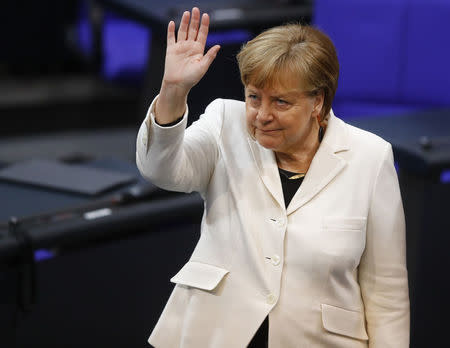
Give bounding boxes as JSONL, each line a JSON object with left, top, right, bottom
{"left": 327, "top": 112, "right": 392, "bottom": 170}
{"left": 329, "top": 110, "right": 390, "bottom": 154}
{"left": 187, "top": 98, "right": 246, "bottom": 139}
{"left": 201, "top": 98, "right": 247, "bottom": 132}
{"left": 203, "top": 98, "right": 245, "bottom": 114}
{"left": 198, "top": 99, "right": 245, "bottom": 123}
{"left": 345, "top": 122, "right": 390, "bottom": 152}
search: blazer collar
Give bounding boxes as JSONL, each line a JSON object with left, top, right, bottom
{"left": 247, "top": 110, "right": 350, "bottom": 214}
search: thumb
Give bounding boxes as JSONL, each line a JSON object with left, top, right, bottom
{"left": 201, "top": 45, "right": 221, "bottom": 71}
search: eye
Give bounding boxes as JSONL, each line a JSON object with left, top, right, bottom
{"left": 276, "top": 99, "right": 289, "bottom": 106}
{"left": 246, "top": 94, "right": 261, "bottom": 106}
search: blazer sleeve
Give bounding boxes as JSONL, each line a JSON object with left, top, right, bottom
{"left": 359, "top": 143, "right": 410, "bottom": 348}
{"left": 136, "top": 96, "right": 224, "bottom": 195}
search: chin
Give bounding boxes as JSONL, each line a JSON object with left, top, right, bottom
{"left": 255, "top": 136, "right": 279, "bottom": 150}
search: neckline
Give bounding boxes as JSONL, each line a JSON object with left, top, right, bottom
{"left": 278, "top": 167, "right": 306, "bottom": 180}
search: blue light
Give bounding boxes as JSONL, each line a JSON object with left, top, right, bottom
{"left": 34, "top": 249, "right": 55, "bottom": 262}
{"left": 394, "top": 161, "right": 399, "bottom": 173}
{"left": 440, "top": 169, "right": 450, "bottom": 183}
{"left": 102, "top": 15, "right": 150, "bottom": 84}
{"left": 77, "top": 19, "right": 93, "bottom": 57}
{"left": 76, "top": 0, "right": 93, "bottom": 57}
{"left": 206, "top": 30, "right": 252, "bottom": 46}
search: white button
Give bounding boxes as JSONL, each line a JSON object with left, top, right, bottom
{"left": 266, "top": 293, "right": 276, "bottom": 305}
{"left": 271, "top": 254, "right": 280, "bottom": 266}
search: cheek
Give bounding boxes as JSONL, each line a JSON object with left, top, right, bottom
{"left": 245, "top": 106, "right": 257, "bottom": 128}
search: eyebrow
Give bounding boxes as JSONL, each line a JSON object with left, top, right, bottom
{"left": 246, "top": 87, "right": 302, "bottom": 99}
{"left": 272, "top": 91, "right": 300, "bottom": 98}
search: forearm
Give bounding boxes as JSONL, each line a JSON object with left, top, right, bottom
{"left": 137, "top": 96, "right": 190, "bottom": 192}
{"left": 154, "top": 81, "right": 189, "bottom": 125}
{"left": 360, "top": 266, "right": 410, "bottom": 347}
{"left": 137, "top": 97, "right": 223, "bottom": 195}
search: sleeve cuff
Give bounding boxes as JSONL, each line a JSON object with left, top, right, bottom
{"left": 146, "top": 95, "right": 189, "bottom": 130}
{"left": 155, "top": 116, "right": 184, "bottom": 127}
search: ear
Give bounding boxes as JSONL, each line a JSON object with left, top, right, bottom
{"left": 312, "top": 91, "right": 325, "bottom": 119}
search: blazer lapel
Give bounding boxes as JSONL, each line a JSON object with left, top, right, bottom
{"left": 247, "top": 111, "right": 349, "bottom": 213}
{"left": 287, "top": 112, "right": 350, "bottom": 215}
{"left": 247, "top": 137, "right": 285, "bottom": 209}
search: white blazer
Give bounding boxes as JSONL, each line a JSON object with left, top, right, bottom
{"left": 136, "top": 97, "right": 410, "bottom": 348}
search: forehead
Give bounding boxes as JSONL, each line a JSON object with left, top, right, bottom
{"left": 245, "top": 79, "right": 305, "bottom": 97}
{"left": 246, "top": 85, "right": 303, "bottom": 99}
{"left": 246, "top": 69, "right": 307, "bottom": 94}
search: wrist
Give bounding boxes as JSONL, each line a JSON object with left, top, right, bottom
{"left": 155, "top": 83, "right": 189, "bottom": 124}
{"left": 160, "top": 80, "right": 190, "bottom": 100}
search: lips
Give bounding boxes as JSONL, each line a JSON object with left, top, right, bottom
{"left": 257, "top": 128, "right": 280, "bottom": 133}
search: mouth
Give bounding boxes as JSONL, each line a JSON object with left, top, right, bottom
{"left": 257, "top": 128, "right": 280, "bottom": 133}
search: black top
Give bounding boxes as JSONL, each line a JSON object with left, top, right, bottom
{"left": 278, "top": 167, "right": 305, "bottom": 207}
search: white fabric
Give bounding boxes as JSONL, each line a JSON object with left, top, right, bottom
{"left": 136, "top": 97, "right": 410, "bottom": 348}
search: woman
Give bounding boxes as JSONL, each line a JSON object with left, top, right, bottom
{"left": 136, "top": 7, "right": 410, "bottom": 348}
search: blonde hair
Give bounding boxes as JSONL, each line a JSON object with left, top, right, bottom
{"left": 237, "top": 24, "right": 339, "bottom": 119}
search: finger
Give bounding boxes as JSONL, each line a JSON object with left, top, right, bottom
{"left": 188, "top": 7, "right": 201, "bottom": 41}
{"left": 167, "top": 21, "right": 175, "bottom": 46}
{"left": 177, "top": 11, "right": 190, "bottom": 41}
{"left": 200, "top": 45, "right": 221, "bottom": 71}
{"left": 196, "top": 13, "right": 210, "bottom": 47}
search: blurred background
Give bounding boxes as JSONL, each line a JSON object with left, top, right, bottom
{"left": 0, "top": 0, "right": 448, "bottom": 347}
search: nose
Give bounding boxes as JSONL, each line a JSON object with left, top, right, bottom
{"left": 256, "top": 102, "right": 274, "bottom": 124}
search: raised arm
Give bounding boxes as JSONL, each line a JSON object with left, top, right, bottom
{"left": 155, "top": 7, "right": 221, "bottom": 124}
{"left": 136, "top": 8, "right": 223, "bottom": 194}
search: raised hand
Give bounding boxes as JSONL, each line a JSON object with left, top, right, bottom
{"left": 155, "top": 8, "right": 220, "bottom": 124}
{"left": 163, "top": 8, "right": 220, "bottom": 92}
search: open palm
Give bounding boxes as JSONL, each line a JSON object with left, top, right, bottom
{"left": 163, "top": 8, "right": 220, "bottom": 93}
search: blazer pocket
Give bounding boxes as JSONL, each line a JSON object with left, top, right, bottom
{"left": 323, "top": 216, "right": 367, "bottom": 231}
{"left": 170, "top": 261, "right": 229, "bottom": 291}
{"left": 321, "top": 303, "right": 369, "bottom": 341}
{"left": 321, "top": 217, "right": 367, "bottom": 257}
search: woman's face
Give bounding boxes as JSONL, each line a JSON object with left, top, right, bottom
{"left": 245, "top": 80, "right": 323, "bottom": 156}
